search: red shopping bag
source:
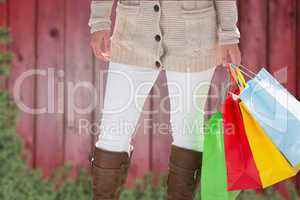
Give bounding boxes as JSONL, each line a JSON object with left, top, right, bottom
{"left": 223, "top": 89, "right": 262, "bottom": 191}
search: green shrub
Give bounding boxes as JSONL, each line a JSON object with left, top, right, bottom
{"left": 0, "top": 26, "right": 13, "bottom": 76}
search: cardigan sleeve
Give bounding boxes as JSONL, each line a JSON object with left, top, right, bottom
{"left": 88, "top": 0, "right": 114, "bottom": 33}
{"left": 214, "top": 0, "right": 240, "bottom": 45}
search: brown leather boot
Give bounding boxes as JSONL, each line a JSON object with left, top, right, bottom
{"left": 91, "top": 147, "right": 132, "bottom": 200}
{"left": 167, "top": 145, "right": 202, "bottom": 200}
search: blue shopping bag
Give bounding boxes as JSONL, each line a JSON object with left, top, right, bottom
{"left": 239, "top": 68, "right": 300, "bottom": 168}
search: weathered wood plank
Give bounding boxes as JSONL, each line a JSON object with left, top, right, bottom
{"left": 298, "top": 0, "right": 300, "bottom": 100}
{"left": 35, "top": 0, "right": 65, "bottom": 175}
{"left": 9, "top": 0, "right": 37, "bottom": 167}
{"left": 269, "top": 0, "right": 297, "bottom": 94}
{"left": 296, "top": 0, "right": 300, "bottom": 196}
{"left": 64, "top": 0, "right": 94, "bottom": 175}
{"left": 151, "top": 71, "right": 172, "bottom": 185}
{"left": 0, "top": 1, "right": 8, "bottom": 90}
{"left": 0, "top": 2, "right": 7, "bottom": 26}
{"left": 239, "top": 0, "right": 268, "bottom": 73}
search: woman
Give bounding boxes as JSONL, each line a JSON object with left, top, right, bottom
{"left": 88, "top": 0, "right": 241, "bottom": 199}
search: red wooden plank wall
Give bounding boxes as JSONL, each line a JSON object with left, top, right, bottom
{"left": 1, "top": 0, "right": 300, "bottom": 194}
{"left": 35, "top": 0, "right": 65, "bottom": 176}
{"left": 8, "top": 0, "right": 37, "bottom": 168}
{"left": 64, "top": 0, "right": 94, "bottom": 176}
{"left": 0, "top": 1, "right": 8, "bottom": 90}
{"left": 296, "top": 0, "right": 300, "bottom": 196}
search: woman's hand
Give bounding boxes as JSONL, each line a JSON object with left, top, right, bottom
{"left": 221, "top": 44, "right": 241, "bottom": 65}
{"left": 90, "top": 30, "right": 111, "bottom": 61}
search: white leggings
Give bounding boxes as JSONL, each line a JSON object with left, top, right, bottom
{"left": 96, "top": 62, "right": 215, "bottom": 155}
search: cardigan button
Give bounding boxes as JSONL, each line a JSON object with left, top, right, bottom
{"left": 155, "top": 61, "right": 161, "bottom": 68}
{"left": 155, "top": 34, "right": 161, "bottom": 42}
{"left": 154, "top": 4, "right": 159, "bottom": 12}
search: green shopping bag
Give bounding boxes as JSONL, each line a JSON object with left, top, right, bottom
{"left": 201, "top": 112, "right": 240, "bottom": 200}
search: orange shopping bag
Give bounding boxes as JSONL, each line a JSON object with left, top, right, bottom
{"left": 239, "top": 102, "right": 297, "bottom": 188}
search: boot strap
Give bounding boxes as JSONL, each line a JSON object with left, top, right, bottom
{"left": 92, "top": 159, "right": 129, "bottom": 174}
{"left": 169, "top": 163, "right": 199, "bottom": 178}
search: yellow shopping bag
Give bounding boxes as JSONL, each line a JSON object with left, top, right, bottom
{"left": 239, "top": 102, "right": 297, "bottom": 188}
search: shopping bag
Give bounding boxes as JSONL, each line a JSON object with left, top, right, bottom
{"left": 201, "top": 112, "right": 240, "bottom": 200}
{"left": 223, "top": 89, "right": 262, "bottom": 190}
{"left": 239, "top": 102, "right": 297, "bottom": 188}
{"left": 239, "top": 68, "right": 300, "bottom": 167}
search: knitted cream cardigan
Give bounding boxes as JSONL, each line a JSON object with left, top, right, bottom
{"left": 89, "top": 0, "right": 240, "bottom": 72}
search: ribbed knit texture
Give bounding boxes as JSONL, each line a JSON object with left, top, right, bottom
{"left": 88, "top": 1, "right": 113, "bottom": 32}
{"left": 214, "top": 0, "right": 240, "bottom": 45}
{"left": 88, "top": 0, "right": 239, "bottom": 72}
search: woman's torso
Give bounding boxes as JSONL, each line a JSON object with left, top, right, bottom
{"left": 110, "top": 0, "right": 221, "bottom": 72}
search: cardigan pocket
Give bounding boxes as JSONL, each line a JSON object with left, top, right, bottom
{"left": 111, "top": 2, "right": 140, "bottom": 50}
{"left": 181, "top": 5, "right": 218, "bottom": 55}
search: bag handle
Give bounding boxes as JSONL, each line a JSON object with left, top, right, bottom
{"left": 225, "top": 63, "right": 244, "bottom": 90}
{"left": 225, "top": 63, "right": 250, "bottom": 91}
{"left": 236, "top": 67, "right": 247, "bottom": 88}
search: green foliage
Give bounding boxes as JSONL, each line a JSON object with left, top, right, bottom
{"left": 0, "top": 21, "right": 13, "bottom": 76}
{"left": 0, "top": 91, "right": 18, "bottom": 128}
{"left": 0, "top": 27, "right": 12, "bottom": 45}
{"left": 238, "top": 189, "right": 283, "bottom": 200}
{"left": 0, "top": 50, "right": 13, "bottom": 72}
{"left": 120, "top": 175, "right": 167, "bottom": 200}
